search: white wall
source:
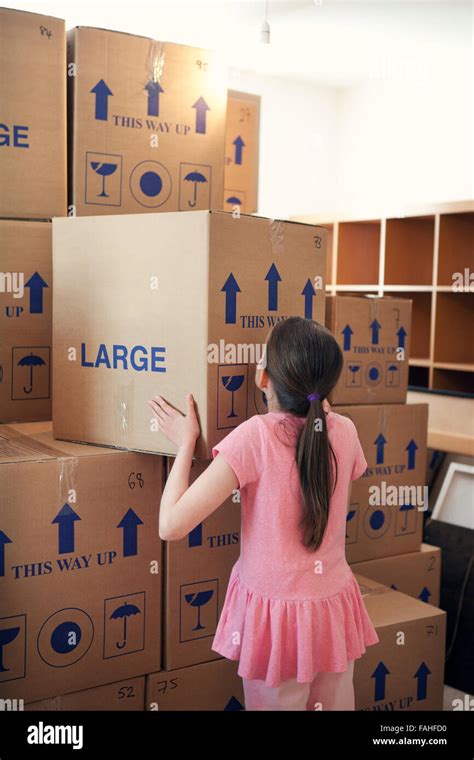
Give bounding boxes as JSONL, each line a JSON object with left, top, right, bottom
{"left": 228, "top": 70, "right": 339, "bottom": 218}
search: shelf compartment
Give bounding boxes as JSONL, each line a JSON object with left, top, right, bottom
{"left": 437, "top": 212, "right": 474, "bottom": 286}
{"left": 432, "top": 368, "right": 474, "bottom": 396}
{"left": 434, "top": 292, "right": 474, "bottom": 365}
{"left": 336, "top": 221, "right": 380, "bottom": 285}
{"left": 384, "top": 216, "right": 435, "bottom": 286}
{"left": 404, "top": 291, "right": 432, "bottom": 359}
{"left": 408, "top": 365, "right": 429, "bottom": 389}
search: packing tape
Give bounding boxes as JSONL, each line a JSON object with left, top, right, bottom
{"left": 0, "top": 425, "right": 75, "bottom": 461}
{"left": 57, "top": 455, "right": 79, "bottom": 505}
{"left": 115, "top": 381, "right": 134, "bottom": 450}
{"left": 268, "top": 218, "right": 285, "bottom": 256}
{"left": 146, "top": 39, "right": 165, "bottom": 84}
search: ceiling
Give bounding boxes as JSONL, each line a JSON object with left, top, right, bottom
{"left": 12, "top": 0, "right": 473, "bottom": 87}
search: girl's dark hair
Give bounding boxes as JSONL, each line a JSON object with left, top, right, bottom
{"left": 265, "top": 317, "right": 343, "bottom": 551}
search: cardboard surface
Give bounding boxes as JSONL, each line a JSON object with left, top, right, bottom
{"left": 352, "top": 544, "right": 441, "bottom": 607}
{"left": 223, "top": 91, "right": 260, "bottom": 214}
{"left": 25, "top": 677, "right": 145, "bottom": 711}
{"left": 0, "top": 421, "right": 162, "bottom": 702}
{"left": 52, "top": 210, "right": 327, "bottom": 458}
{"left": 146, "top": 658, "right": 244, "bottom": 710}
{"left": 68, "top": 26, "right": 227, "bottom": 216}
{"left": 0, "top": 8, "right": 67, "bottom": 219}
{"left": 336, "top": 403, "right": 428, "bottom": 562}
{"left": 326, "top": 295, "right": 412, "bottom": 405}
{"left": 163, "top": 458, "right": 241, "bottom": 670}
{"left": 355, "top": 575, "right": 446, "bottom": 711}
{"left": 0, "top": 220, "right": 52, "bottom": 423}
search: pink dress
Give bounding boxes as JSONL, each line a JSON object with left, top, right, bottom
{"left": 211, "top": 410, "right": 380, "bottom": 688}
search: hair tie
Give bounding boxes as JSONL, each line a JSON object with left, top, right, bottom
{"left": 307, "top": 393, "right": 321, "bottom": 402}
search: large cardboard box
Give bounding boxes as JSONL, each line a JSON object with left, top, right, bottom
{"left": 326, "top": 295, "right": 412, "bottom": 405}
{"left": 0, "top": 8, "right": 67, "bottom": 219}
{"left": 163, "top": 458, "right": 240, "bottom": 670}
{"left": 355, "top": 575, "right": 446, "bottom": 711}
{"left": 0, "top": 220, "right": 52, "bottom": 423}
{"left": 52, "top": 210, "right": 326, "bottom": 458}
{"left": 352, "top": 544, "right": 441, "bottom": 607}
{"left": 336, "top": 403, "right": 428, "bottom": 563}
{"left": 0, "top": 422, "right": 162, "bottom": 703}
{"left": 67, "top": 27, "right": 227, "bottom": 216}
{"left": 25, "top": 677, "right": 145, "bottom": 711}
{"left": 146, "top": 659, "right": 244, "bottom": 711}
{"left": 223, "top": 91, "right": 260, "bottom": 214}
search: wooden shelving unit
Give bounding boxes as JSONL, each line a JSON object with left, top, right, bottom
{"left": 293, "top": 201, "right": 474, "bottom": 397}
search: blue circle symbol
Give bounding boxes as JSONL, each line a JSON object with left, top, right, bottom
{"left": 139, "top": 171, "right": 163, "bottom": 198}
{"left": 369, "top": 509, "right": 385, "bottom": 531}
{"left": 51, "top": 621, "right": 82, "bottom": 654}
{"left": 369, "top": 367, "right": 379, "bottom": 381}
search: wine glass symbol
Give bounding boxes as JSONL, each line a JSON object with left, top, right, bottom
{"left": 90, "top": 161, "right": 117, "bottom": 197}
{"left": 222, "top": 375, "right": 245, "bottom": 418}
{"left": 0, "top": 626, "right": 20, "bottom": 672}
{"left": 185, "top": 590, "right": 214, "bottom": 631}
{"left": 346, "top": 509, "right": 356, "bottom": 538}
{"left": 348, "top": 365, "right": 360, "bottom": 385}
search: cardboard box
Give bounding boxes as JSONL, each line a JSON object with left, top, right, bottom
{"left": 0, "top": 8, "right": 67, "bottom": 219}
{"left": 52, "top": 210, "right": 327, "bottom": 458}
{"left": 0, "top": 220, "right": 52, "bottom": 423}
{"left": 352, "top": 544, "right": 441, "bottom": 607}
{"left": 68, "top": 26, "right": 227, "bottom": 216}
{"left": 0, "top": 422, "right": 162, "bottom": 703}
{"left": 355, "top": 575, "right": 446, "bottom": 711}
{"left": 163, "top": 458, "right": 241, "bottom": 670}
{"left": 25, "top": 677, "right": 145, "bottom": 711}
{"left": 146, "top": 658, "right": 244, "bottom": 711}
{"left": 336, "top": 403, "right": 428, "bottom": 563}
{"left": 223, "top": 91, "right": 260, "bottom": 214}
{"left": 326, "top": 295, "right": 412, "bottom": 405}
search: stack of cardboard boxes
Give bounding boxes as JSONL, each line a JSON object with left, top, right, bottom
{"left": 1, "top": 6, "right": 446, "bottom": 713}
{"left": 326, "top": 294, "right": 446, "bottom": 710}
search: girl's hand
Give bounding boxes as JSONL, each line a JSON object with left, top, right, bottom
{"left": 148, "top": 394, "right": 200, "bottom": 449}
{"left": 323, "top": 399, "right": 331, "bottom": 414}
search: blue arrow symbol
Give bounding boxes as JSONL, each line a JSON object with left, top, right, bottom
{"left": 192, "top": 96, "right": 210, "bottom": 134}
{"left": 406, "top": 439, "right": 418, "bottom": 470}
{"left": 370, "top": 319, "right": 381, "bottom": 344}
{"left": 341, "top": 324, "right": 353, "bottom": 351}
{"left": 90, "top": 79, "right": 113, "bottom": 121}
{"left": 374, "top": 433, "right": 387, "bottom": 464}
{"left": 418, "top": 587, "right": 431, "bottom": 603}
{"left": 233, "top": 135, "right": 245, "bottom": 165}
{"left": 301, "top": 279, "right": 316, "bottom": 319}
{"left": 414, "top": 662, "right": 431, "bottom": 700}
{"left": 396, "top": 326, "right": 407, "bottom": 349}
{"left": 188, "top": 522, "right": 203, "bottom": 548}
{"left": 371, "top": 661, "right": 390, "bottom": 701}
{"left": 224, "top": 695, "right": 244, "bottom": 711}
{"left": 0, "top": 531, "right": 12, "bottom": 577}
{"left": 265, "top": 263, "right": 282, "bottom": 311}
{"left": 117, "top": 508, "right": 144, "bottom": 557}
{"left": 221, "top": 273, "right": 241, "bottom": 325}
{"left": 145, "top": 80, "right": 164, "bottom": 116}
{"left": 25, "top": 271, "right": 48, "bottom": 314}
{"left": 52, "top": 504, "right": 81, "bottom": 554}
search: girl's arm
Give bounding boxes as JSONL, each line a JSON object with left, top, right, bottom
{"left": 148, "top": 394, "right": 239, "bottom": 541}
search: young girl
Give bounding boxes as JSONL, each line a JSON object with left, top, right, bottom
{"left": 148, "top": 317, "right": 379, "bottom": 711}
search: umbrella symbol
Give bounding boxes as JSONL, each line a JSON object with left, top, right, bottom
{"left": 90, "top": 161, "right": 117, "bottom": 197}
{"left": 17, "top": 352, "right": 46, "bottom": 393}
{"left": 387, "top": 364, "right": 398, "bottom": 385}
{"left": 0, "top": 626, "right": 20, "bottom": 672}
{"left": 348, "top": 364, "right": 360, "bottom": 385}
{"left": 184, "top": 171, "right": 207, "bottom": 208}
{"left": 110, "top": 602, "right": 141, "bottom": 649}
{"left": 399, "top": 502, "right": 415, "bottom": 531}
{"left": 226, "top": 196, "right": 242, "bottom": 205}
{"left": 185, "top": 590, "right": 214, "bottom": 631}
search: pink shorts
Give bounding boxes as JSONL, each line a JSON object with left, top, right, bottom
{"left": 242, "top": 660, "right": 355, "bottom": 711}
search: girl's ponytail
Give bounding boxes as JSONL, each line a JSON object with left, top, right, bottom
{"left": 296, "top": 395, "right": 338, "bottom": 551}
